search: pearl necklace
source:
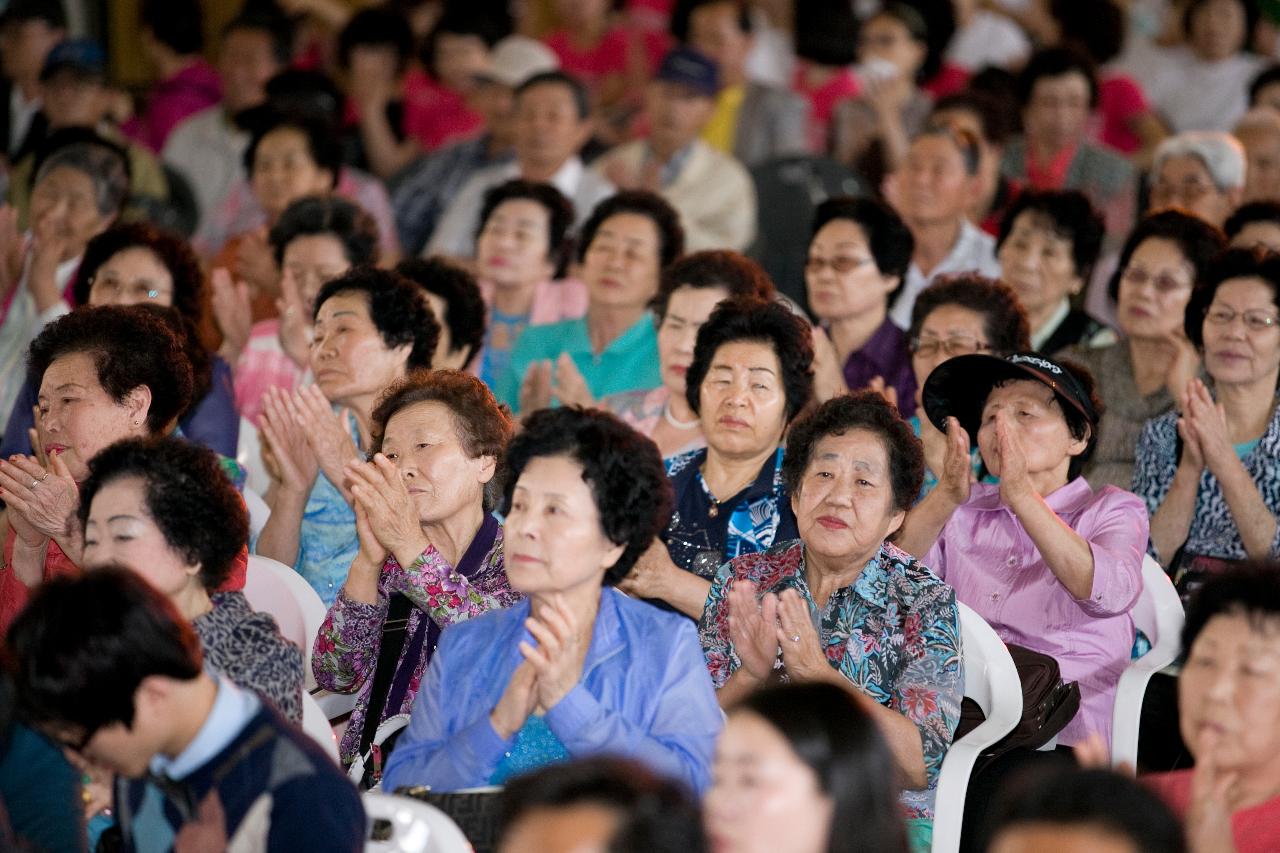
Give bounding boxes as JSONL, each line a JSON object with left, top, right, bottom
{"left": 662, "top": 402, "right": 700, "bottom": 430}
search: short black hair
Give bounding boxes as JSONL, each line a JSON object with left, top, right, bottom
{"left": 5, "top": 567, "right": 203, "bottom": 738}
{"left": 908, "top": 274, "right": 1032, "bottom": 356}
{"left": 653, "top": 250, "right": 775, "bottom": 322}
{"left": 998, "top": 189, "right": 1105, "bottom": 282}
{"left": 500, "top": 407, "right": 672, "bottom": 585}
{"left": 1017, "top": 45, "right": 1100, "bottom": 110}
{"left": 1224, "top": 200, "right": 1280, "bottom": 239}
{"left": 811, "top": 196, "right": 915, "bottom": 303}
{"left": 578, "top": 190, "right": 685, "bottom": 268}
{"left": 1184, "top": 0, "right": 1259, "bottom": 57}
{"left": 872, "top": 1, "right": 953, "bottom": 84}
{"left": 1050, "top": 0, "right": 1125, "bottom": 66}
{"left": 1249, "top": 63, "right": 1280, "bottom": 105}
{"left": 1182, "top": 562, "right": 1280, "bottom": 656}
{"left": 685, "top": 297, "right": 815, "bottom": 421}
{"left": 28, "top": 305, "right": 194, "bottom": 435}
{"left": 140, "top": 0, "right": 204, "bottom": 55}
{"left": 793, "top": 0, "right": 858, "bottom": 67}
{"left": 1185, "top": 246, "right": 1280, "bottom": 347}
{"left": 732, "top": 683, "right": 909, "bottom": 853}
{"left": 1106, "top": 209, "right": 1226, "bottom": 303}
{"left": 72, "top": 222, "right": 204, "bottom": 328}
{"left": 500, "top": 757, "right": 705, "bottom": 853}
{"left": 337, "top": 7, "right": 414, "bottom": 73}
{"left": 516, "top": 70, "right": 592, "bottom": 122}
{"left": 269, "top": 195, "right": 380, "bottom": 267}
{"left": 263, "top": 69, "right": 343, "bottom": 125}
{"left": 243, "top": 108, "right": 341, "bottom": 188}
{"left": 78, "top": 437, "right": 248, "bottom": 590}
{"left": 221, "top": 11, "right": 294, "bottom": 67}
{"left": 669, "top": 0, "right": 751, "bottom": 42}
{"left": 419, "top": 6, "right": 511, "bottom": 80}
{"left": 477, "top": 179, "right": 575, "bottom": 278}
{"left": 313, "top": 267, "right": 440, "bottom": 371}
{"left": 931, "top": 90, "right": 1018, "bottom": 147}
{"left": 986, "top": 766, "right": 1185, "bottom": 853}
{"left": 0, "top": 0, "right": 67, "bottom": 30}
{"left": 784, "top": 392, "right": 924, "bottom": 519}
{"left": 395, "top": 257, "right": 487, "bottom": 366}
{"left": 912, "top": 124, "right": 982, "bottom": 176}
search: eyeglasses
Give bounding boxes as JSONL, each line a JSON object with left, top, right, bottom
{"left": 804, "top": 255, "right": 874, "bottom": 275}
{"left": 88, "top": 274, "right": 171, "bottom": 302}
{"left": 1120, "top": 265, "right": 1192, "bottom": 296}
{"left": 909, "top": 336, "right": 990, "bottom": 357}
{"left": 1203, "top": 305, "right": 1280, "bottom": 332}
{"left": 1151, "top": 179, "right": 1218, "bottom": 205}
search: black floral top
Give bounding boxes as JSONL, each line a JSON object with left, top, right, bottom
{"left": 194, "top": 591, "right": 304, "bottom": 724}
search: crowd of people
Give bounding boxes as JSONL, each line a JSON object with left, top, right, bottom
{"left": 2, "top": 0, "right": 1280, "bottom": 851}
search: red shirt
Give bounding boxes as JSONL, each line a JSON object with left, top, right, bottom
{"left": 1094, "top": 74, "right": 1148, "bottom": 155}
{"left": 793, "top": 63, "right": 861, "bottom": 153}
{"left": 401, "top": 68, "right": 484, "bottom": 152}
{"left": 922, "top": 62, "right": 971, "bottom": 100}
{"left": 1147, "top": 769, "right": 1280, "bottom": 853}
{"left": 1026, "top": 143, "right": 1078, "bottom": 190}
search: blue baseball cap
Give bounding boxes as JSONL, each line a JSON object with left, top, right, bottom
{"left": 40, "top": 39, "right": 106, "bottom": 82}
{"left": 654, "top": 47, "right": 719, "bottom": 97}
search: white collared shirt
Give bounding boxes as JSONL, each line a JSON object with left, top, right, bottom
{"left": 8, "top": 86, "right": 41, "bottom": 155}
{"left": 890, "top": 218, "right": 1001, "bottom": 329}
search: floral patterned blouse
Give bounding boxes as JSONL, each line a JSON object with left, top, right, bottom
{"left": 698, "top": 539, "right": 963, "bottom": 821}
{"left": 311, "top": 518, "right": 519, "bottom": 761}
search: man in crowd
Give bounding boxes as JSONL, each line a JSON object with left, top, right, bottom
{"left": 0, "top": 0, "right": 64, "bottom": 166}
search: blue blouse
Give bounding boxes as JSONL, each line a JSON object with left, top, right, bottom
{"left": 381, "top": 587, "right": 723, "bottom": 794}
{"left": 294, "top": 413, "right": 361, "bottom": 606}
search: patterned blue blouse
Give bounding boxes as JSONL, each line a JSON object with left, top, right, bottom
{"left": 663, "top": 447, "right": 797, "bottom": 580}
{"left": 1132, "top": 397, "right": 1280, "bottom": 563}
{"left": 294, "top": 413, "right": 361, "bottom": 606}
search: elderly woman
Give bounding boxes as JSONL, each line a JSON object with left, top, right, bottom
{"left": 380, "top": 407, "right": 722, "bottom": 794}
{"left": 1146, "top": 565, "right": 1280, "bottom": 852}
{"left": 618, "top": 297, "right": 815, "bottom": 619}
{"left": 1226, "top": 200, "right": 1280, "bottom": 252}
{"left": 602, "top": 251, "right": 775, "bottom": 459}
{"left": 3, "top": 222, "right": 243, "bottom": 459}
{"left": 0, "top": 138, "right": 129, "bottom": 426}
{"left": 255, "top": 268, "right": 439, "bottom": 605}
{"left": 215, "top": 195, "right": 380, "bottom": 426}
{"left": 907, "top": 275, "right": 1031, "bottom": 496}
{"left": 700, "top": 392, "right": 960, "bottom": 847}
{"left": 497, "top": 191, "right": 685, "bottom": 413}
{"left": 996, "top": 189, "right": 1107, "bottom": 354}
{"left": 807, "top": 196, "right": 916, "bottom": 414}
{"left": 1135, "top": 248, "right": 1280, "bottom": 579}
{"left": 904, "top": 352, "right": 1146, "bottom": 749}
{"left": 79, "top": 436, "right": 302, "bottom": 722}
{"left": 1065, "top": 211, "right": 1226, "bottom": 491}
{"left": 0, "top": 305, "right": 194, "bottom": 632}
{"left": 706, "top": 683, "right": 910, "bottom": 853}
{"left": 1147, "top": 132, "right": 1246, "bottom": 229}
{"left": 313, "top": 369, "right": 519, "bottom": 763}
{"left": 472, "top": 180, "right": 580, "bottom": 390}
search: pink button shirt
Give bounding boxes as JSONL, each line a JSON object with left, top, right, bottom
{"left": 924, "top": 479, "right": 1147, "bottom": 748}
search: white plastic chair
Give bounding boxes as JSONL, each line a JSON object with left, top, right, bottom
{"left": 1110, "top": 555, "right": 1185, "bottom": 770}
{"left": 243, "top": 486, "right": 270, "bottom": 539}
{"left": 363, "top": 792, "right": 473, "bottom": 853}
{"left": 348, "top": 713, "right": 412, "bottom": 787}
{"left": 243, "top": 555, "right": 329, "bottom": 690}
{"left": 302, "top": 689, "right": 340, "bottom": 763}
{"left": 931, "top": 602, "right": 1023, "bottom": 853}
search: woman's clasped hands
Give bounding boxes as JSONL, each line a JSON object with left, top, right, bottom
{"left": 490, "top": 596, "right": 590, "bottom": 739}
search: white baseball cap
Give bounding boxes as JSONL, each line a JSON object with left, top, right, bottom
{"left": 478, "top": 36, "right": 560, "bottom": 88}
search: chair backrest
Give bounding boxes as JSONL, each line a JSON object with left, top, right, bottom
{"left": 236, "top": 417, "right": 271, "bottom": 497}
{"left": 244, "top": 487, "right": 271, "bottom": 540}
{"left": 243, "top": 555, "right": 329, "bottom": 684}
{"left": 956, "top": 601, "right": 1022, "bottom": 726}
{"left": 1135, "top": 555, "right": 1184, "bottom": 668}
{"left": 301, "top": 689, "right": 340, "bottom": 763}
{"left": 363, "top": 792, "right": 474, "bottom": 853}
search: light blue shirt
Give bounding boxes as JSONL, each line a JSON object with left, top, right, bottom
{"left": 381, "top": 587, "right": 723, "bottom": 794}
{"left": 293, "top": 412, "right": 361, "bottom": 606}
{"left": 495, "top": 313, "right": 662, "bottom": 412}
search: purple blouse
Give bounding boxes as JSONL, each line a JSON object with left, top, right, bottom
{"left": 311, "top": 519, "right": 519, "bottom": 761}
{"left": 923, "top": 479, "right": 1147, "bottom": 747}
{"left": 839, "top": 318, "right": 917, "bottom": 418}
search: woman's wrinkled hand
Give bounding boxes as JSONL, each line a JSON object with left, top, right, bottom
{"left": 211, "top": 267, "right": 252, "bottom": 365}
{"left": 259, "top": 387, "right": 320, "bottom": 495}
{"left": 810, "top": 325, "right": 849, "bottom": 404}
{"left": 552, "top": 353, "right": 595, "bottom": 409}
{"left": 938, "top": 416, "right": 975, "bottom": 508}
{"left": 293, "top": 385, "right": 361, "bottom": 495}
{"left": 276, "top": 267, "right": 313, "bottom": 369}
{"left": 519, "top": 360, "right": 553, "bottom": 415}
{"left": 0, "top": 454, "right": 78, "bottom": 542}
{"left": 775, "top": 587, "right": 831, "bottom": 683}
{"left": 490, "top": 660, "right": 539, "bottom": 740}
{"left": 346, "top": 453, "right": 426, "bottom": 563}
{"left": 726, "top": 579, "right": 779, "bottom": 681}
{"left": 521, "top": 595, "right": 589, "bottom": 711}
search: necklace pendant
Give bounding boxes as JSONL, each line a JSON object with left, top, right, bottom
{"left": 707, "top": 504, "right": 719, "bottom": 518}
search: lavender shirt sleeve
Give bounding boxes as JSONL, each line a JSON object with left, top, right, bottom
{"left": 1071, "top": 487, "right": 1148, "bottom": 617}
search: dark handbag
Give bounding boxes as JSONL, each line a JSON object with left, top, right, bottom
{"left": 954, "top": 643, "right": 1081, "bottom": 766}
{"left": 394, "top": 785, "right": 504, "bottom": 853}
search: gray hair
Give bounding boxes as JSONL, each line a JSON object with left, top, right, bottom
{"left": 32, "top": 142, "right": 130, "bottom": 218}
{"left": 1153, "top": 131, "right": 1247, "bottom": 191}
